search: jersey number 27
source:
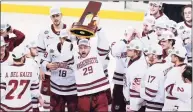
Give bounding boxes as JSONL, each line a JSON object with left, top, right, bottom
{"left": 6, "top": 80, "right": 30, "bottom": 100}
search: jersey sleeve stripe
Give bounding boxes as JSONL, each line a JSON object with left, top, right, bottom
{"left": 0, "top": 102, "right": 32, "bottom": 111}
{"left": 0, "top": 83, "right": 6, "bottom": 90}
{"left": 145, "top": 88, "right": 157, "bottom": 98}
{"left": 77, "top": 81, "right": 109, "bottom": 92}
{"left": 114, "top": 72, "right": 124, "bottom": 76}
{"left": 77, "top": 77, "right": 109, "bottom": 92}
{"left": 77, "top": 77, "right": 107, "bottom": 87}
{"left": 130, "top": 89, "right": 140, "bottom": 98}
{"left": 166, "top": 96, "right": 178, "bottom": 100}
{"left": 31, "top": 97, "right": 39, "bottom": 104}
{"left": 37, "top": 47, "right": 46, "bottom": 52}
{"left": 51, "top": 80, "right": 76, "bottom": 87}
{"left": 64, "top": 56, "right": 74, "bottom": 64}
{"left": 146, "top": 100, "right": 164, "bottom": 110}
{"left": 113, "top": 77, "right": 123, "bottom": 82}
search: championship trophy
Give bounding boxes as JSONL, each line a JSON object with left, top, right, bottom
{"left": 70, "top": 1, "right": 102, "bottom": 38}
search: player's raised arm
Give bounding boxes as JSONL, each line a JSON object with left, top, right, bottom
{"left": 111, "top": 26, "right": 135, "bottom": 57}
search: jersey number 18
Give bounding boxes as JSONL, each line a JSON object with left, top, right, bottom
{"left": 59, "top": 70, "right": 67, "bottom": 77}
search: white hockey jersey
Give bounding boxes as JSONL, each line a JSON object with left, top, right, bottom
{"left": 163, "top": 63, "right": 187, "bottom": 111}
{"left": 111, "top": 39, "right": 128, "bottom": 85}
{"left": 140, "top": 61, "right": 172, "bottom": 111}
{"left": 43, "top": 40, "right": 76, "bottom": 95}
{"left": 0, "top": 64, "right": 40, "bottom": 111}
{"left": 71, "top": 28, "right": 110, "bottom": 96}
{"left": 140, "top": 31, "right": 159, "bottom": 52}
{"left": 126, "top": 54, "right": 148, "bottom": 111}
{"left": 165, "top": 83, "right": 192, "bottom": 111}
{"left": 177, "top": 21, "right": 192, "bottom": 36}
{"left": 37, "top": 24, "right": 66, "bottom": 75}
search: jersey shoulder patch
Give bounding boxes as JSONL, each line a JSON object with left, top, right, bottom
{"left": 44, "top": 30, "right": 49, "bottom": 34}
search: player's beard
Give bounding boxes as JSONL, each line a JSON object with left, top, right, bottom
{"left": 54, "top": 20, "right": 61, "bottom": 26}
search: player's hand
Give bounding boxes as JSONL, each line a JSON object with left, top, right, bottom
{"left": 132, "top": 82, "right": 141, "bottom": 92}
{"left": 46, "top": 62, "right": 58, "bottom": 70}
{"left": 93, "top": 16, "right": 101, "bottom": 29}
{"left": 126, "top": 105, "right": 134, "bottom": 112}
{"left": 133, "top": 29, "right": 141, "bottom": 38}
{"left": 38, "top": 96, "right": 44, "bottom": 107}
{"left": 124, "top": 26, "right": 135, "bottom": 42}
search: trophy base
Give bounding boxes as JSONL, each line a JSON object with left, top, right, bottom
{"left": 70, "top": 23, "right": 97, "bottom": 38}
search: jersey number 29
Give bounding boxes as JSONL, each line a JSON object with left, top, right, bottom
{"left": 6, "top": 80, "right": 30, "bottom": 100}
{"left": 83, "top": 66, "right": 93, "bottom": 76}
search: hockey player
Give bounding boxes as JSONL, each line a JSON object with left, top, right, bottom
{"left": 25, "top": 40, "right": 44, "bottom": 112}
{"left": 126, "top": 39, "right": 148, "bottom": 111}
{"left": 37, "top": 6, "right": 67, "bottom": 110}
{"left": 165, "top": 65, "right": 192, "bottom": 111}
{"left": 0, "top": 47, "right": 43, "bottom": 111}
{"left": 163, "top": 46, "right": 187, "bottom": 111}
{"left": 134, "top": 44, "right": 170, "bottom": 111}
{"left": 146, "top": 1, "right": 169, "bottom": 22}
{"left": 42, "top": 29, "right": 77, "bottom": 112}
{"left": 177, "top": 4, "right": 192, "bottom": 36}
{"left": 110, "top": 26, "right": 136, "bottom": 112}
{"left": 158, "top": 31, "right": 176, "bottom": 65}
{"left": 1, "top": 23, "right": 25, "bottom": 52}
{"left": 141, "top": 15, "right": 155, "bottom": 38}
{"left": 181, "top": 30, "right": 192, "bottom": 65}
{"left": 68, "top": 25, "right": 110, "bottom": 111}
{"left": 155, "top": 20, "right": 168, "bottom": 38}
{"left": 140, "top": 15, "right": 159, "bottom": 53}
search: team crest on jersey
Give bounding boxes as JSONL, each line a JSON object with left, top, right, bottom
{"left": 44, "top": 30, "right": 49, "bottom": 34}
{"left": 50, "top": 49, "right": 54, "bottom": 53}
{"left": 46, "top": 36, "right": 53, "bottom": 39}
{"left": 179, "top": 26, "right": 184, "bottom": 30}
{"left": 52, "top": 55, "right": 56, "bottom": 58}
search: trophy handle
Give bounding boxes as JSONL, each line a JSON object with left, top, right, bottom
{"left": 79, "top": 1, "right": 102, "bottom": 24}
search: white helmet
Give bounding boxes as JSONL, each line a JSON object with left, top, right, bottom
{"left": 171, "top": 46, "right": 187, "bottom": 58}
{"left": 127, "top": 39, "right": 143, "bottom": 51}
{"left": 1, "top": 23, "right": 10, "bottom": 32}
{"left": 147, "top": 43, "right": 163, "bottom": 55}
{"left": 149, "top": 1, "right": 163, "bottom": 7}
{"left": 158, "top": 31, "right": 175, "bottom": 41}
{"left": 155, "top": 20, "right": 167, "bottom": 29}
{"left": 167, "top": 20, "right": 177, "bottom": 29}
{"left": 12, "top": 46, "right": 26, "bottom": 59}
{"left": 50, "top": 6, "right": 61, "bottom": 16}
